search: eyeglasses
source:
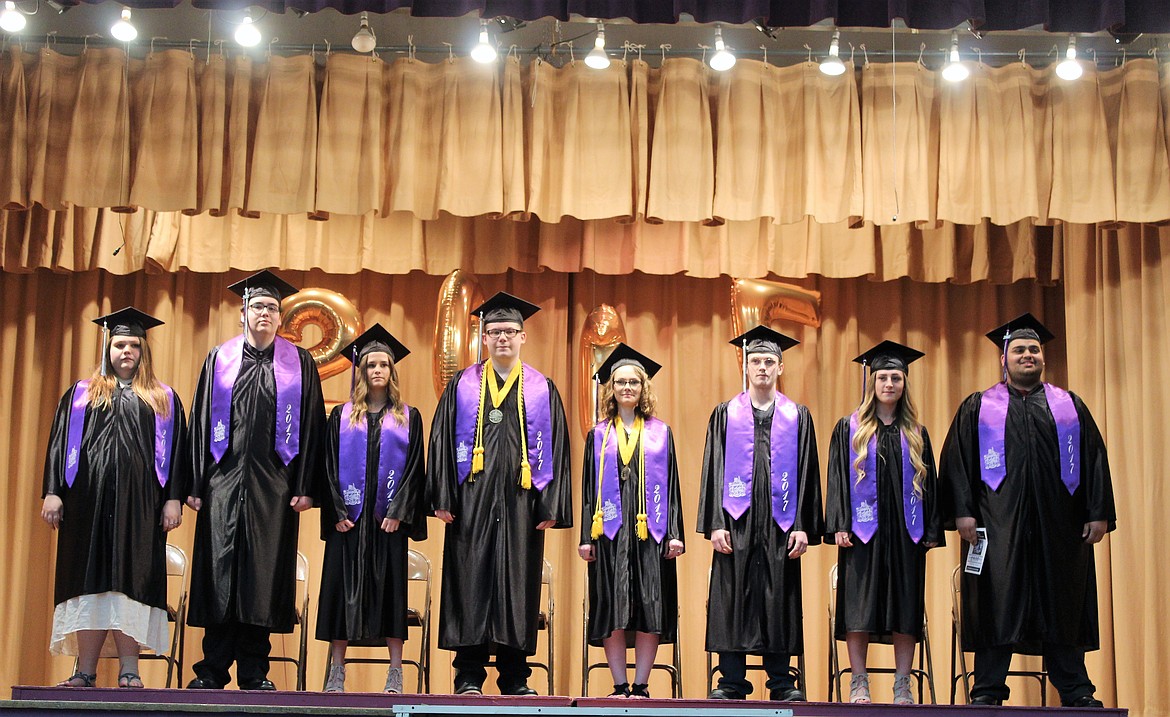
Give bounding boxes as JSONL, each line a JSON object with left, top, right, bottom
{"left": 248, "top": 303, "right": 281, "bottom": 315}
{"left": 485, "top": 328, "right": 520, "bottom": 339}
{"left": 613, "top": 379, "right": 642, "bottom": 388}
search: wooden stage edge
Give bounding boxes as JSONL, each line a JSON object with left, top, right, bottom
{"left": 4, "top": 686, "right": 1128, "bottom": 717}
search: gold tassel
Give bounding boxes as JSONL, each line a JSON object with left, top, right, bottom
{"left": 471, "top": 446, "right": 484, "bottom": 476}
{"left": 520, "top": 459, "right": 532, "bottom": 489}
{"left": 591, "top": 509, "right": 604, "bottom": 539}
{"left": 636, "top": 513, "right": 649, "bottom": 541}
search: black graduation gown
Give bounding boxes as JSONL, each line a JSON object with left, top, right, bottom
{"left": 824, "top": 419, "right": 943, "bottom": 641}
{"left": 187, "top": 340, "right": 325, "bottom": 632}
{"left": 316, "top": 405, "right": 427, "bottom": 644}
{"left": 938, "top": 384, "right": 1116, "bottom": 653}
{"left": 696, "top": 400, "right": 823, "bottom": 655}
{"left": 579, "top": 422, "right": 684, "bottom": 646}
{"left": 428, "top": 366, "right": 573, "bottom": 653}
{"left": 43, "top": 382, "right": 189, "bottom": 609}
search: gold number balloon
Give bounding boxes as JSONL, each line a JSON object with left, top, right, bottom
{"left": 433, "top": 270, "right": 485, "bottom": 398}
{"left": 731, "top": 278, "right": 822, "bottom": 335}
{"left": 278, "top": 288, "right": 364, "bottom": 381}
{"left": 577, "top": 304, "right": 627, "bottom": 439}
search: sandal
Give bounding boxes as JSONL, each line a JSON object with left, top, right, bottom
{"left": 118, "top": 672, "right": 144, "bottom": 689}
{"left": 608, "top": 682, "right": 630, "bottom": 698}
{"left": 849, "top": 673, "right": 871, "bottom": 704}
{"left": 629, "top": 683, "right": 650, "bottom": 699}
{"left": 58, "top": 671, "right": 97, "bottom": 688}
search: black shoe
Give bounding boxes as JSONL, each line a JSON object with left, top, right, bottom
{"left": 609, "top": 683, "right": 630, "bottom": 697}
{"left": 501, "top": 683, "right": 538, "bottom": 696}
{"left": 971, "top": 695, "right": 1003, "bottom": 706}
{"left": 709, "top": 687, "right": 747, "bottom": 700}
{"left": 186, "top": 677, "right": 223, "bottom": 690}
{"left": 454, "top": 682, "right": 483, "bottom": 695}
{"left": 629, "top": 683, "right": 650, "bottom": 699}
{"left": 770, "top": 687, "right": 806, "bottom": 702}
{"left": 239, "top": 679, "right": 276, "bottom": 691}
{"left": 1066, "top": 696, "right": 1104, "bottom": 708}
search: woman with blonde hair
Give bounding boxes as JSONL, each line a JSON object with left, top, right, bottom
{"left": 41, "top": 308, "right": 188, "bottom": 688}
{"left": 825, "top": 341, "right": 942, "bottom": 705}
{"left": 579, "top": 344, "right": 684, "bottom": 699}
{"left": 318, "top": 324, "right": 426, "bottom": 694}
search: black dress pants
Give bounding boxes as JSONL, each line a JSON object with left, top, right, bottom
{"left": 715, "top": 652, "right": 795, "bottom": 696}
{"left": 193, "top": 621, "right": 273, "bottom": 687}
{"left": 453, "top": 643, "right": 532, "bottom": 691}
{"left": 972, "top": 644, "right": 1096, "bottom": 705}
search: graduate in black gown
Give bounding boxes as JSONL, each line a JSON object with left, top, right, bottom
{"left": 42, "top": 308, "right": 187, "bottom": 689}
{"left": 824, "top": 341, "right": 942, "bottom": 705}
{"left": 939, "top": 314, "right": 1116, "bottom": 707}
{"left": 317, "top": 325, "right": 427, "bottom": 694}
{"left": 578, "top": 345, "right": 684, "bottom": 699}
{"left": 186, "top": 271, "right": 325, "bottom": 690}
{"left": 427, "top": 292, "right": 572, "bottom": 695}
{"left": 697, "top": 326, "right": 823, "bottom": 702}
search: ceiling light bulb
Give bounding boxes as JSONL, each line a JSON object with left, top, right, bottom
{"left": 585, "top": 22, "right": 609, "bottom": 69}
{"left": 470, "top": 23, "right": 497, "bottom": 64}
{"left": 1056, "top": 35, "right": 1083, "bottom": 81}
{"left": 235, "top": 13, "right": 261, "bottom": 47}
{"left": 110, "top": 6, "right": 136, "bottom": 42}
{"left": 709, "top": 26, "right": 736, "bottom": 71}
{"left": 820, "top": 30, "right": 846, "bottom": 76}
{"left": 942, "top": 32, "right": 969, "bottom": 82}
{"left": 0, "top": 1, "right": 26, "bottom": 33}
{"left": 351, "top": 11, "right": 376, "bottom": 53}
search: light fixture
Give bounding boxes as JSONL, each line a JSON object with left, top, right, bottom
{"left": 819, "top": 30, "right": 846, "bottom": 76}
{"left": 351, "top": 11, "right": 376, "bottom": 53}
{"left": 234, "top": 10, "right": 261, "bottom": 47}
{"left": 1055, "top": 35, "right": 1083, "bottom": 81}
{"left": 110, "top": 6, "right": 136, "bottom": 42}
{"left": 585, "top": 21, "right": 609, "bottom": 69}
{"left": 941, "top": 31, "right": 969, "bottom": 82}
{"left": 0, "top": 1, "right": 26, "bottom": 32}
{"left": 470, "top": 19, "right": 497, "bottom": 64}
{"left": 708, "top": 25, "right": 736, "bottom": 71}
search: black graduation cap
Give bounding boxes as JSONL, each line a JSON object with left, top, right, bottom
{"left": 471, "top": 291, "right": 542, "bottom": 327}
{"left": 227, "top": 269, "right": 298, "bottom": 303}
{"left": 341, "top": 323, "right": 411, "bottom": 365}
{"left": 729, "top": 325, "right": 800, "bottom": 357}
{"left": 984, "top": 313, "right": 1055, "bottom": 350}
{"left": 852, "top": 340, "right": 925, "bottom": 373}
{"left": 92, "top": 307, "right": 164, "bottom": 338}
{"left": 593, "top": 343, "right": 663, "bottom": 384}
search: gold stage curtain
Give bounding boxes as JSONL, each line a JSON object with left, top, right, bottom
{"left": 0, "top": 206, "right": 1060, "bottom": 283}
{"left": 5, "top": 47, "right": 1170, "bottom": 225}
{"left": 2, "top": 252, "right": 1166, "bottom": 716}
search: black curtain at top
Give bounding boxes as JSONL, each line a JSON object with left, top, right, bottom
{"left": 70, "top": 0, "right": 1170, "bottom": 33}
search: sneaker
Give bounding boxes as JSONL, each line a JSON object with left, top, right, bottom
{"left": 324, "top": 664, "right": 346, "bottom": 693}
{"left": 893, "top": 674, "right": 914, "bottom": 705}
{"left": 383, "top": 667, "right": 403, "bottom": 694}
{"left": 850, "top": 673, "right": 871, "bottom": 704}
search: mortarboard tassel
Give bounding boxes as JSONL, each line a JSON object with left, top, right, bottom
{"left": 100, "top": 321, "right": 110, "bottom": 377}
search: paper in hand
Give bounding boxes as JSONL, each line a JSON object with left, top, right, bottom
{"left": 964, "top": 527, "right": 988, "bottom": 575}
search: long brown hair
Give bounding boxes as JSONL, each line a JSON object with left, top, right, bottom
{"left": 599, "top": 363, "right": 658, "bottom": 421}
{"left": 84, "top": 335, "right": 172, "bottom": 419}
{"left": 348, "top": 350, "right": 406, "bottom": 428}
{"left": 850, "top": 370, "right": 926, "bottom": 496}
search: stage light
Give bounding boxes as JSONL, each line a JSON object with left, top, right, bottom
{"left": 1056, "top": 35, "right": 1083, "bottom": 81}
{"left": 0, "top": 1, "right": 26, "bottom": 32}
{"left": 820, "top": 30, "right": 846, "bottom": 76}
{"left": 942, "top": 31, "right": 969, "bottom": 82}
{"left": 470, "top": 20, "right": 496, "bottom": 64}
{"left": 709, "top": 25, "right": 735, "bottom": 71}
{"left": 350, "top": 11, "right": 376, "bottom": 52}
{"left": 585, "top": 22, "right": 609, "bottom": 69}
{"left": 235, "top": 11, "right": 261, "bottom": 47}
{"left": 110, "top": 6, "right": 137, "bottom": 42}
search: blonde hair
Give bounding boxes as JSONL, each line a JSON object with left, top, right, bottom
{"left": 850, "top": 370, "right": 926, "bottom": 497}
{"left": 348, "top": 350, "right": 406, "bottom": 429}
{"left": 599, "top": 363, "right": 658, "bottom": 421}
{"left": 85, "top": 335, "right": 172, "bottom": 419}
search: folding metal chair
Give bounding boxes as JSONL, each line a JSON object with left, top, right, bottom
{"left": 270, "top": 551, "right": 310, "bottom": 690}
{"left": 482, "top": 558, "right": 555, "bottom": 694}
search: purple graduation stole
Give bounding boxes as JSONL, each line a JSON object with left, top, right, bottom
{"left": 722, "top": 392, "right": 800, "bottom": 531}
{"left": 209, "top": 335, "right": 303, "bottom": 465}
{"left": 453, "top": 362, "right": 555, "bottom": 490}
{"left": 978, "top": 382, "right": 1081, "bottom": 494}
{"left": 337, "top": 402, "right": 410, "bottom": 523}
{"left": 847, "top": 413, "right": 922, "bottom": 544}
{"left": 65, "top": 379, "right": 177, "bottom": 488}
{"left": 593, "top": 417, "right": 671, "bottom": 543}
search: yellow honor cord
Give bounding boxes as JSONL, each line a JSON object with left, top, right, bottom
{"left": 471, "top": 361, "right": 489, "bottom": 478}
{"left": 516, "top": 364, "right": 531, "bottom": 488}
{"left": 592, "top": 421, "right": 614, "bottom": 540}
{"left": 636, "top": 418, "right": 648, "bottom": 541}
